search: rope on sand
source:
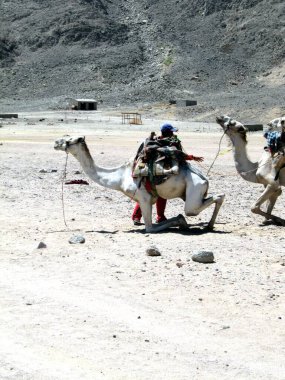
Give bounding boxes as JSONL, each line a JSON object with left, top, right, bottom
{"left": 61, "top": 153, "right": 69, "bottom": 228}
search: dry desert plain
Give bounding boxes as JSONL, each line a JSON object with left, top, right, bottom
{"left": 0, "top": 110, "right": 284, "bottom": 380}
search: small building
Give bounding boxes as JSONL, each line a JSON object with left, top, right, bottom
{"left": 176, "top": 99, "right": 197, "bottom": 107}
{"left": 0, "top": 113, "right": 18, "bottom": 118}
{"left": 70, "top": 99, "right": 97, "bottom": 111}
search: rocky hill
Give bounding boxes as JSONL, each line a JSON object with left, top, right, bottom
{"left": 0, "top": 0, "right": 284, "bottom": 120}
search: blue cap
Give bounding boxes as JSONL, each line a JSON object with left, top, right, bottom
{"left": 160, "top": 123, "right": 178, "bottom": 133}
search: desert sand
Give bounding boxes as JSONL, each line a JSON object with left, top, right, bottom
{"left": 0, "top": 110, "right": 284, "bottom": 380}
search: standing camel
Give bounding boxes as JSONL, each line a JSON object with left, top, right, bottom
{"left": 216, "top": 115, "right": 285, "bottom": 225}
{"left": 54, "top": 135, "right": 225, "bottom": 233}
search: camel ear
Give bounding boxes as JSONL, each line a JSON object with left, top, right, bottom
{"left": 78, "top": 136, "right": 85, "bottom": 143}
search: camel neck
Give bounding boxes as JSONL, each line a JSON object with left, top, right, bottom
{"left": 231, "top": 136, "right": 258, "bottom": 183}
{"left": 73, "top": 145, "right": 123, "bottom": 191}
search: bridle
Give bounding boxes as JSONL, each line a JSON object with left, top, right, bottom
{"left": 64, "top": 137, "right": 85, "bottom": 151}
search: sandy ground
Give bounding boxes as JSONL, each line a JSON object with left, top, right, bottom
{"left": 0, "top": 111, "right": 284, "bottom": 380}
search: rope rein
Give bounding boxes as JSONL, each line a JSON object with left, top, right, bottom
{"left": 61, "top": 153, "right": 69, "bottom": 228}
{"left": 206, "top": 131, "right": 226, "bottom": 176}
{"left": 204, "top": 130, "right": 281, "bottom": 178}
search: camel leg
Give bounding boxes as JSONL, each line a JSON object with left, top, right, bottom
{"left": 135, "top": 187, "right": 189, "bottom": 233}
{"left": 136, "top": 192, "right": 154, "bottom": 232}
{"left": 251, "top": 185, "right": 285, "bottom": 225}
{"left": 207, "top": 194, "right": 226, "bottom": 229}
{"left": 264, "top": 188, "right": 282, "bottom": 218}
{"left": 137, "top": 193, "right": 188, "bottom": 233}
{"left": 144, "top": 214, "right": 188, "bottom": 233}
{"left": 184, "top": 193, "right": 225, "bottom": 230}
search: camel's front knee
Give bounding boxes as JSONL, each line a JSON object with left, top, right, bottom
{"left": 184, "top": 201, "right": 201, "bottom": 216}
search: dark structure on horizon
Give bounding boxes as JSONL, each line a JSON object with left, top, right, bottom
{"left": 70, "top": 99, "right": 97, "bottom": 111}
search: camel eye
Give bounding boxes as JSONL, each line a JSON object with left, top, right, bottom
{"left": 238, "top": 126, "right": 244, "bottom": 133}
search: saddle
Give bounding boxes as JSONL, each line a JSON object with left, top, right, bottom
{"left": 132, "top": 132, "right": 187, "bottom": 179}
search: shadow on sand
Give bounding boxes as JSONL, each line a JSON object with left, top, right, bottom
{"left": 125, "top": 222, "right": 230, "bottom": 235}
{"left": 85, "top": 229, "right": 119, "bottom": 234}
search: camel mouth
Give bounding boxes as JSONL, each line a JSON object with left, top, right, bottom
{"left": 216, "top": 116, "right": 226, "bottom": 128}
{"left": 54, "top": 143, "right": 64, "bottom": 151}
{"left": 54, "top": 138, "right": 68, "bottom": 151}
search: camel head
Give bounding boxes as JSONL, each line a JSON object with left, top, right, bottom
{"left": 266, "top": 116, "right": 285, "bottom": 132}
{"left": 216, "top": 115, "right": 248, "bottom": 143}
{"left": 54, "top": 135, "right": 86, "bottom": 155}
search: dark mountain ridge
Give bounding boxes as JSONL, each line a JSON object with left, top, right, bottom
{"left": 0, "top": 0, "right": 284, "bottom": 120}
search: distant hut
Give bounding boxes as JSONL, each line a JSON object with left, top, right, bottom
{"left": 70, "top": 98, "right": 97, "bottom": 111}
{"left": 176, "top": 99, "right": 197, "bottom": 107}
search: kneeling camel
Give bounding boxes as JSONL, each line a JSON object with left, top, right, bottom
{"left": 54, "top": 135, "right": 225, "bottom": 233}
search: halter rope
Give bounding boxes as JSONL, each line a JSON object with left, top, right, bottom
{"left": 61, "top": 153, "right": 69, "bottom": 228}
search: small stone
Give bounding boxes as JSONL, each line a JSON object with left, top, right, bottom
{"left": 69, "top": 235, "right": 85, "bottom": 244}
{"left": 146, "top": 245, "right": 161, "bottom": 257}
{"left": 176, "top": 262, "right": 184, "bottom": 268}
{"left": 192, "top": 251, "right": 215, "bottom": 264}
{"left": 37, "top": 242, "right": 47, "bottom": 249}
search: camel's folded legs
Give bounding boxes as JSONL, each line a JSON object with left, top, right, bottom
{"left": 207, "top": 194, "right": 226, "bottom": 229}
{"left": 146, "top": 214, "right": 188, "bottom": 233}
{"left": 185, "top": 194, "right": 225, "bottom": 230}
{"left": 137, "top": 191, "right": 188, "bottom": 233}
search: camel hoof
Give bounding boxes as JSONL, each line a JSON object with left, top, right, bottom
{"left": 177, "top": 214, "right": 188, "bottom": 229}
{"left": 262, "top": 219, "right": 271, "bottom": 225}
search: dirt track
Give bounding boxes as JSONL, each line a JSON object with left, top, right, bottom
{"left": 0, "top": 111, "right": 284, "bottom": 380}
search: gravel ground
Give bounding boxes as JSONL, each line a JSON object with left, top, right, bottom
{"left": 0, "top": 111, "right": 284, "bottom": 379}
